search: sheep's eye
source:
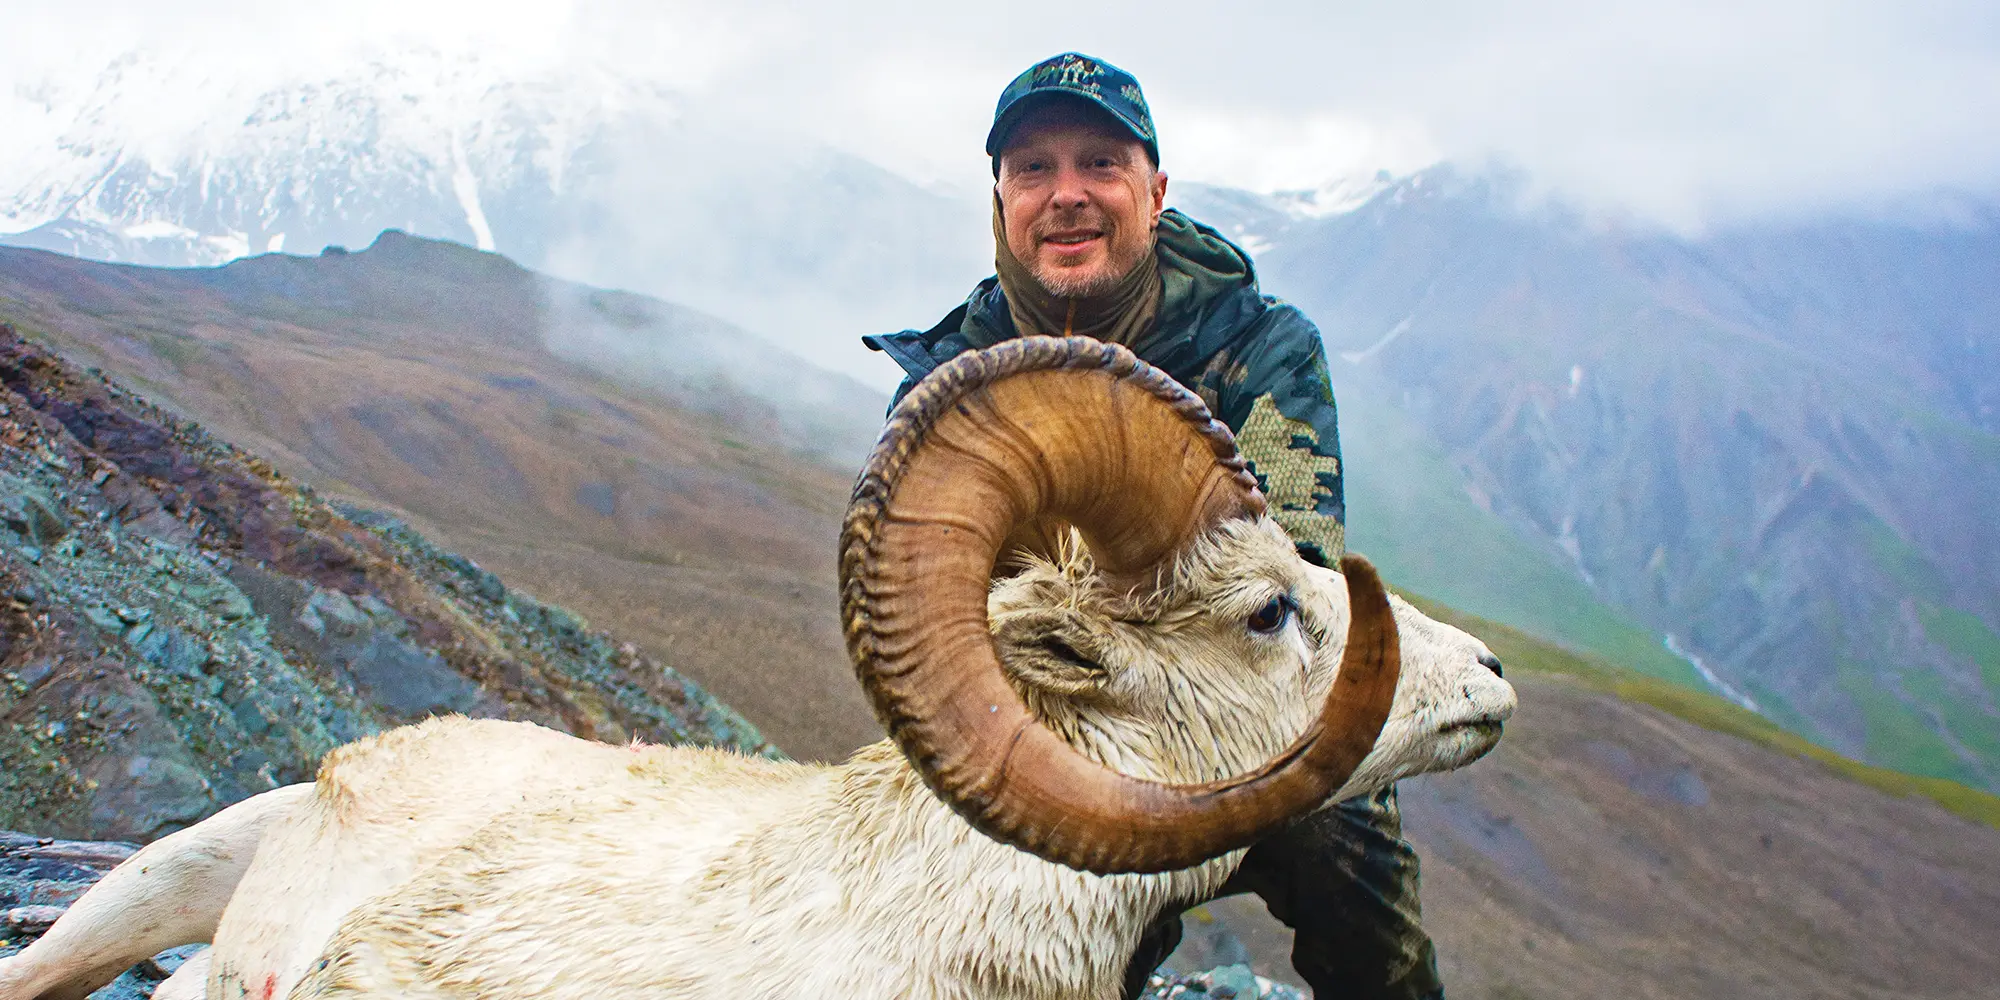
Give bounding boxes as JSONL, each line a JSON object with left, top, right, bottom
{"left": 1246, "top": 595, "right": 1292, "bottom": 635}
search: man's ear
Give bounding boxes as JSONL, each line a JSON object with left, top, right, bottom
{"left": 1152, "top": 169, "right": 1169, "bottom": 227}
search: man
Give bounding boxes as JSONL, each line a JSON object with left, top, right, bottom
{"left": 865, "top": 53, "right": 1445, "bottom": 1000}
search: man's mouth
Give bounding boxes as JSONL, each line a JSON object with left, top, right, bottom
{"left": 1042, "top": 229, "right": 1104, "bottom": 253}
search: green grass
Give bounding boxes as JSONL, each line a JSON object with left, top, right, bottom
{"left": 146, "top": 331, "right": 203, "bottom": 374}
{"left": 1902, "top": 668, "right": 2000, "bottom": 770}
{"left": 1836, "top": 659, "right": 1981, "bottom": 786}
{"left": 1405, "top": 593, "right": 2000, "bottom": 830}
{"left": 1860, "top": 516, "right": 1950, "bottom": 605}
{"left": 1919, "top": 602, "right": 2000, "bottom": 693}
{"left": 1845, "top": 521, "right": 2000, "bottom": 785}
{"left": 1740, "top": 676, "right": 1817, "bottom": 741}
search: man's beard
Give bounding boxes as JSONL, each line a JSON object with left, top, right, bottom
{"left": 1032, "top": 259, "right": 1125, "bottom": 297}
{"left": 1026, "top": 213, "right": 1146, "bottom": 298}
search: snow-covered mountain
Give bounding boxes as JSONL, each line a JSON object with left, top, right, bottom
{"left": 0, "top": 50, "right": 990, "bottom": 380}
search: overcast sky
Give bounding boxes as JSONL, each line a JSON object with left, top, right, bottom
{"left": 4, "top": 0, "right": 1998, "bottom": 230}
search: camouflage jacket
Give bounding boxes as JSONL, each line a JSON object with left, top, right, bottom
{"left": 867, "top": 209, "right": 1347, "bottom": 568}
{"left": 865, "top": 211, "right": 1442, "bottom": 999}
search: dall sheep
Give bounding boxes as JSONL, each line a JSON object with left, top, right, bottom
{"left": 0, "top": 337, "right": 1516, "bottom": 1000}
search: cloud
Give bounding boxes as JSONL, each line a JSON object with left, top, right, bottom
{"left": 1157, "top": 110, "right": 1439, "bottom": 198}
{"left": 4, "top": 0, "right": 1997, "bottom": 228}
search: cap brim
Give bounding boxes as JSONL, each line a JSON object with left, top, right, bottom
{"left": 985, "top": 90, "right": 1155, "bottom": 161}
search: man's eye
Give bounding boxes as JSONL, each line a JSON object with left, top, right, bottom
{"left": 1247, "top": 596, "right": 1292, "bottom": 634}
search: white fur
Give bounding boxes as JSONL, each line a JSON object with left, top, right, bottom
{"left": 0, "top": 519, "right": 1514, "bottom": 1000}
{"left": 151, "top": 951, "right": 211, "bottom": 1000}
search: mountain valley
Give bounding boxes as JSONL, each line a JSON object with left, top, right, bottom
{"left": 0, "top": 237, "right": 1995, "bottom": 997}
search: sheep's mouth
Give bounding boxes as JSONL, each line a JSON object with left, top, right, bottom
{"left": 1439, "top": 717, "right": 1505, "bottom": 740}
{"left": 1435, "top": 718, "right": 1505, "bottom": 768}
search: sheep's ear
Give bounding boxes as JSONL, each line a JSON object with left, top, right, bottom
{"left": 1007, "top": 644, "right": 1109, "bottom": 696}
{"left": 992, "top": 611, "right": 1110, "bottom": 696}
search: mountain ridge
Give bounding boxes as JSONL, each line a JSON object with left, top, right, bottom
{"left": 1180, "top": 167, "right": 2000, "bottom": 790}
{"left": 0, "top": 318, "right": 771, "bottom": 840}
{"left": 0, "top": 51, "right": 988, "bottom": 383}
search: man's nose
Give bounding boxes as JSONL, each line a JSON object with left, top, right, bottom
{"left": 1050, "top": 165, "right": 1089, "bottom": 208}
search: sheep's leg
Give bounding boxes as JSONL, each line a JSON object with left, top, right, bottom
{"left": 0, "top": 785, "right": 309, "bottom": 1000}
{"left": 148, "top": 948, "right": 212, "bottom": 1000}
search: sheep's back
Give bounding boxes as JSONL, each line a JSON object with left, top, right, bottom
{"left": 215, "top": 717, "right": 818, "bottom": 1000}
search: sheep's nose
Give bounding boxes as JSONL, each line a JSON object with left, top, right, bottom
{"left": 1477, "top": 653, "right": 1504, "bottom": 677}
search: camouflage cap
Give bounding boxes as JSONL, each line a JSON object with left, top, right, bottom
{"left": 986, "top": 52, "right": 1159, "bottom": 168}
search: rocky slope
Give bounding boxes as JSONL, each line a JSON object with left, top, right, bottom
{"left": 0, "top": 234, "right": 887, "bottom": 762}
{"left": 0, "top": 322, "right": 769, "bottom": 840}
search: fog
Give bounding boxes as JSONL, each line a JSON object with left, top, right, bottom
{"left": 6, "top": 0, "right": 1997, "bottom": 230}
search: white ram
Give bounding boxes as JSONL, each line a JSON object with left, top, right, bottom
{"left": 0, "top": 338, "right": 1515, "bottom": 1000}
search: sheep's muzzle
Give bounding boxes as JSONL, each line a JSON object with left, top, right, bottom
{"left": 840, "top": 336, "right": 1400, "bottom": 874}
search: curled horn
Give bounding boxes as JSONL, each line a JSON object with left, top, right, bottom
{"left": 839, "top": 336, "right": 1400, "bottom": 874}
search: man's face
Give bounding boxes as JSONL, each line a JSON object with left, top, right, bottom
{"left": 996, "top": 102, "right": 1168, "bottom": 298}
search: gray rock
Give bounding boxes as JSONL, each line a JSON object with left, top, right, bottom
{"left": 4, "top": 904, "right": 65, "bottom": 933}
{"left": 0, "top": 475, "right": 68, "bottom": 547}
{"left": 1140, "top": 965, "right": 1305, "bottom": 1000}
{"left": 305, "top": 589, "right": 371, "bottom": 633}
{"left": 339, "top": 633, "right": 483, "bottom": 718}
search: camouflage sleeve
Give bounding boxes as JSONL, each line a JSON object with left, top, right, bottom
{"left": 1222, "top": 787, "right": 1444, "bottom": 1000}
{"left": 1189, "top": 305, "right": 1440, "bottom": 997}
{"left": 1201, "top": 302, "right": 1346, "bottom": 567}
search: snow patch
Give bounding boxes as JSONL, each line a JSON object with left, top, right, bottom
{"left": 1556, "top": 515, "right": 1595, "bottom": 587}
{"left": 1341, "top": 314, "right": 1412, "bottom": 365}
{"left": 202, "top": 230, "right": 250, "bottom": 261}
{"left": 450, "top": 131, "right": 496, "bottom": 252}
{"left": 122, "top": 220, "right": 199, "bottom": 241}
{"left": 1664, "top": 634, "right": 1761, "bottom": 713}
{"left": 1273, "top": 172, "right": 1397, "bottom": 219}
